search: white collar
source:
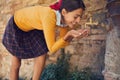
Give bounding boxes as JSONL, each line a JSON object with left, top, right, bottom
{"left": 55, "top": 11, "right": 67, "bottom": 27}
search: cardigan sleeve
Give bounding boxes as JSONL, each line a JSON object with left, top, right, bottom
{"left": 42, "top": 10, "right": 69, "bottom": 54}
{"left": 58, "top": 27, "right": 69, "bottom": 38}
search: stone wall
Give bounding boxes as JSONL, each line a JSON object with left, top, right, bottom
{"left": 0, "top": 0, "right": 109, "bottom": 79}
{"left": 103, "top": 0, "right": 120, "bottom": 80}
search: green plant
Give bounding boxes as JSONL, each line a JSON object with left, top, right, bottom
{"left": 40, "top": 52, "right": 104, "bottom": 80}
{"left": 41, "top": 52, "right": 71, "bottom": 80}
{"left": 40, "top": 63, "right": 57, "bottom": 80}
{"left": 55, "top": 52, "right": 71, "bottom": 80}
{"left": 68, "top": 67, "right": 92, "bottom": 80}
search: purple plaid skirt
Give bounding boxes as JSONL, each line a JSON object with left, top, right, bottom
{"left": 2, "top": 16, "right": 49, "bottom": 59}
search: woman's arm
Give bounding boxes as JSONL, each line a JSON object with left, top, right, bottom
{"left": 42, "top": 10, "right": 69, "bottom": 54}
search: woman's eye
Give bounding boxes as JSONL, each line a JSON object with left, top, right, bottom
{"left": 74, "top": 16, "right": 77, "bottom": 19}
{"left": 74, "top": 15, "right": 82, "bottom": 19}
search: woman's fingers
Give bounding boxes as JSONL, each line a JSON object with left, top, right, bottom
{"left": 81, "top": 29, "right": 88, "bottom": 36}
{"left": 76, "top": 29, "right": 89, "bottom": 38}
{"left": 64, "top": 30, "right": 80, "bottom": 41}
{"left": 69, "top": 30, "right": 80, "bottom": 38}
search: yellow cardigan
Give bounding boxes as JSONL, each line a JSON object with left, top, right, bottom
{"left": 14, "top": 5, "right": 69, "bottom": 54}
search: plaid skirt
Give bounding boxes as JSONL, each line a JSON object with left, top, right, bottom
{"left": 2, "top": 16, "right": 49, "bottom": 59}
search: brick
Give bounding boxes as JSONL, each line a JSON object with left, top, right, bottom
{"left": 85, "top": 34, "right": 106, "bottom": 40}
{"left": 91, "top": 29, "right": 105, "bottom": 34}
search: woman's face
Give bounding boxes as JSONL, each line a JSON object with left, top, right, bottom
{"left": 61, "top": 8, "right": 83, "bottom": 28}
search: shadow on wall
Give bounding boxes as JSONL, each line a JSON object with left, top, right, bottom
{"left": 106, "top": 0, "right": 120, "bottom": 38}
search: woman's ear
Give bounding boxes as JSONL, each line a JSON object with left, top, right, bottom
{"left": 61, "top": 8, "right": 67, "bottom": 16}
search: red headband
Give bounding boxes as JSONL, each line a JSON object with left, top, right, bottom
{"left": 50, "top": 0, "right": 62, "bottom": 10}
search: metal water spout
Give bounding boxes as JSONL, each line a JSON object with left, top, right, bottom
{"left": 85, "top": 14, "right": 98, "bottom": 28}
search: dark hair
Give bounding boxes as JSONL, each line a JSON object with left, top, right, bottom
{"left": 59, "top": 0, "right": 85, "bottom": 12}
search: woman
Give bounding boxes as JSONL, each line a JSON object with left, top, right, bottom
{"left": 2, "top": 0, "right": 88, "bottom": 80}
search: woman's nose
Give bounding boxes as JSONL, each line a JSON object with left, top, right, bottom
{"left": 75, "top": 17, "right": 81, "bottom": 23}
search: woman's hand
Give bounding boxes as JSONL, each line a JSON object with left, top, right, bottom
{"left": 63, "top": 29, "right": 89, "bottom": 42}
{"left": 77, "top": 29, "right": 89, "bottom": 38}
